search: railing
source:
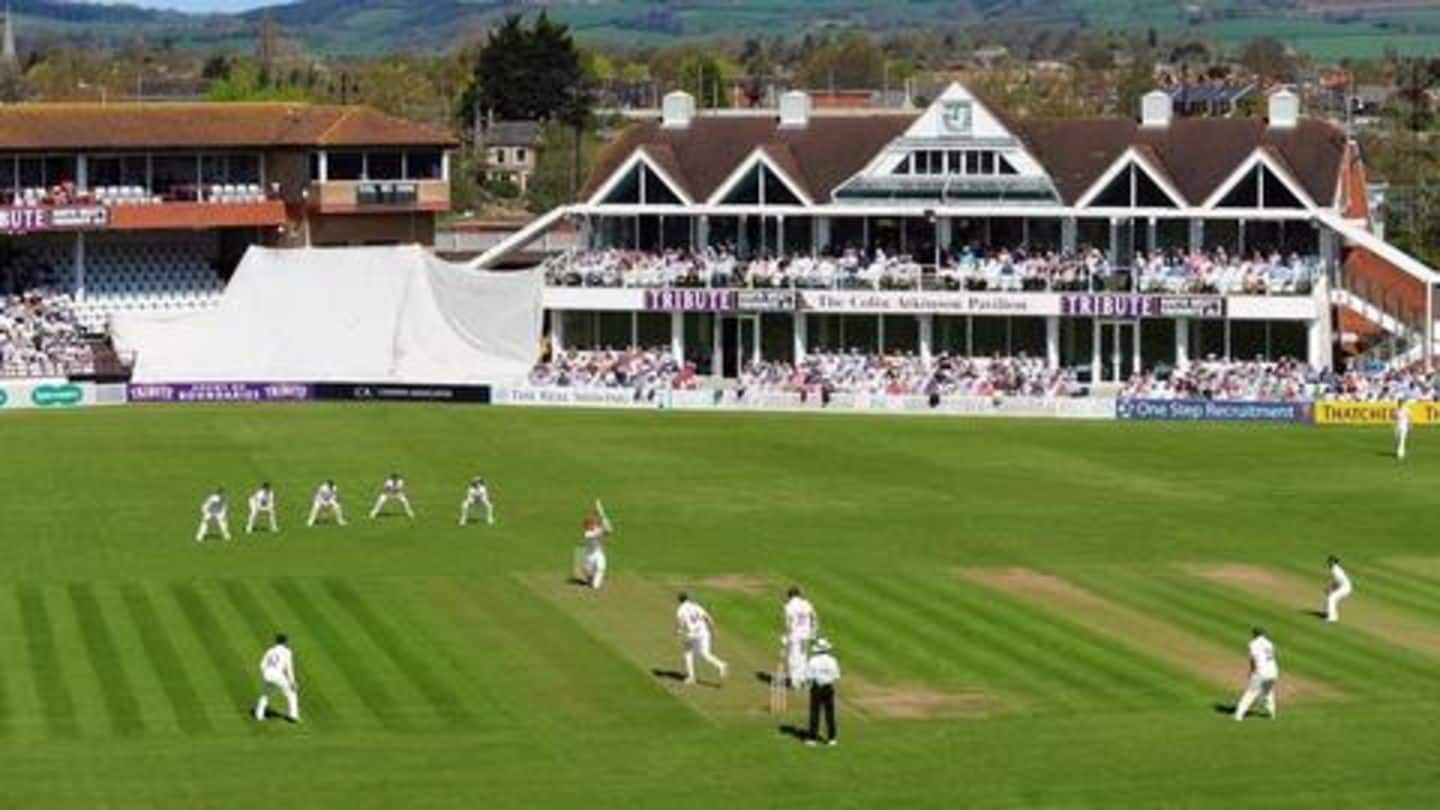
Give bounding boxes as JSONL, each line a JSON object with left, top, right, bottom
{"left": 542, "top": 252, "right": 1324, "bottom": 297}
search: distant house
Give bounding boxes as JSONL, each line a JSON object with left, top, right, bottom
{"left": 483, "top": 120, "right": 541, "bottom": 194}
{"left": 1166, "top": 83, "right": 1254, "bottom": 117}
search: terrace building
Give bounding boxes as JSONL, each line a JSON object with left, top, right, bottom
{"left": 482, "top": 83, "right": 1436, "bottom": 383}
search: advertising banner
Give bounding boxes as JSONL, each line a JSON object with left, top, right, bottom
{"left": 311, "top": 383, "right": 491, "bottom": 404}
{"left": 736, "top": 289, "right": 797, "bottom": 312}
{"left": 1116, "top": 399, "right": 1311, "bottom": 423}
{"left": 0, "top": 206, "right": 109, "bottom": 234}
{"left": 643, "top": 289, "right": 737, "bottom": 312}
{"left": 0, "top": 380, "right": 110, "bottom": 410}
{"left": 798, "top": 290, "right": 1052, "bottom": 315}
{"left": 1314, "top": 401, "right": 1440, "bottom": 426}
{"left": 127, "top": 382, "right": 313, "bottom": 403}
{"left": 1060, "top": 294, "right": 1226, "bottom": 319}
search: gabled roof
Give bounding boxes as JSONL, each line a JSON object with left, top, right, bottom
{"left": 0, "top": 103, "right": 457, "bottom": 151}
{"left": 581, "top": 114, "right": 915, "bottom": 203}
{"left": 580, "top": 96, "right": 1347, "bottom": 209}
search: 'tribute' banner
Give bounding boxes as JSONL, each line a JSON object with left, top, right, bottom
{"left": 1117, "top": 399, "right": 1311, "bottom": 423}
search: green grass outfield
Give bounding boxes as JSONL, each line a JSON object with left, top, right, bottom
{"left": 0, "top": 403, "right": 1437, "bottom": 808}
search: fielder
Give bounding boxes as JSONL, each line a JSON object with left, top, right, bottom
{"left": 1323, "top": 555, "right": 1353, "bottom": 623}
{"left": 307, "top": 480, "right": 347, "bottom": 527}
{"left": 1395, "top": 400, "right": 1411, "bottom": 461}
{"left": 675, "top": 592, "right": 728, "bottom": 684}
{"left": 253, "top": 633, "right": 300, "bottom": 723}
{"left": 246, "top": 482, "right": 278, "bottom": 534}
{"left": 782, "top": 587, "right": 819, "bottom": 689}
{"left": 369, "top": 472, "right": 414, "bottom": 519}
{"left": 195, "top": 487, "right": 231, "bottom": 542}
{"left": 579, "top": 505, "right": 613, "bottom": 589}
{"left": 1233, "top": 627, "right": 1278, "bottom": 721}
{"left": 459, "top": 477, "right": 494, "bottom": 526}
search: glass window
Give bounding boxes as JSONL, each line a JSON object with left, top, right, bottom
{"left": 806, "top": 314, "right": 843, "bottom": 352}
{"left": 761, "top": 313, "right": 793, "bottom": 362}
{"left": 307, "top": 152, "right": 320, "bottom": 182}
{"left": 913, "top": 151, "right": 929, "bottom": 174}
{"left": 44, "top": 156, "right": 76, "bottom": 187}
{"left": 636, "top": 313, "right": 670, "bottom": 348}
{"left": 560, "top": 311, "right": 599, "bottom": 350}
{"left": 947, "top": 151, "right": 963, "bottom": 175}
{"left": 89, "top": 156, "right": 121, "bottom": 188}
{"left": 979, "top": 151, "right": 996, "bottom": 175}
{"left": 0, "top": 157, "right": 13, "bottom": 194}
{"left": 928, "top": 151, "right": 944, "bottom": 176}
{"left": 933, "top": 315, "right": 968, "bottom": 355}
{"left": 366, "top": 152, "right": 403, "bottom": 180}
{"left": 841, "top": 315, "right": 879, "bottom": 352}
{"left": 1230, "top": 320, "right": 1267, "bottom": 361}
{"left": 228, "top": 154, "right": 261, "bottom": 184}
{"left": 972, "top": 316, "right": 1007, "bottom": 355}
{"left": 598, "top": 312, "right": 632, "bottom": 349}
{"left": 328, "top": 152, "right": 364, "bottom": 181}
{"left": 683, "top": 313, "right": 714, "bottom": 369}
{"left": 120, "top": 156, "right": 148, "bottom": 187}
{"left": 493, "top": 148, "right": 506, "bottom": 165}
{"left": 882, "top": 315, "right": 919, "bottom": 354}
{"left": 1270, "top": 321, "right": 1306, "bottom": 360}
{"left": 18, "top": 157, "right": 42, "bottom": 189}
{"left": 151, "top": 155, "right": 198, "bottom": 200}
{"left": 406, "top": 150, "right": 443, "bottom": 180}
{"left": 1060, "top": 317, "right": 1094, "bottom": 373}
{"left": 1011, "top": 317, "right": 1045, "bottom": 358}
{"left": 893, "top": 155, "right": 910, "bottom": 175}
{"left": 516, "top": 148, "right": 527, "bottom": 163}
{"left": 204, "top": 154, "right": 229, "bottom": 185}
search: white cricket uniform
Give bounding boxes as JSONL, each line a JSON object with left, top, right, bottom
{"left": 583, "top": 526, "right": 607, "bottom": 589}
{"left": 460, "top": 482, "right": 493, "bottom": 526}
{"left": 677, "top": 601, "right": 727, "bottom": 683}
{"left": 783, "top": 597, "right": 819, "bottom": 688}
{"left": 1234, "top": 635, "right": 1279, "bottom": 720}
{"left": 246, "top": 487, "right": 278, "bottom": 534}
{"left": 308, "top": 483, "right": 346, "bottom": 527}
{"left": 370, "top": 476, "right": 414, "bottom": 519}
{"left": 254, "top": 643, "right": 299, "bottom": 721}
{"left": 196, "top": 493, "right": 230, "bottom": 542}
{"left": 1396, "top": 405, "right": 1411, "bottom": 460}
{"left": 1325, "top": 563, "right": 1353, "bottom": 623}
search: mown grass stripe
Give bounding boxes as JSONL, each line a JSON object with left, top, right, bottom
{"left": 68, "top": 583, "right": 146, "bottom": 737}
{"left": 268, "top": 579, "right": 406, "bottom": 731}
{"left": 803, "top": 568, "right": 1081, "bottom": 709}
{"left": 942, "top": 570, "right": 1215, "bottom": 703}
{"left": 169, "top": 581, "right": 267, "bottom": 729}
{"left": 866, "top": 570, "right": 1178, "bottom": 702}
{"left": 16, "top": 585, "right": 79, "bottom": 739}
{"left": 119, "top": 583, "right": 213, "bottom": 735}
{"left": 1086, "top": 570, "right": 1422, "bottom": 697}
{"left": 1358, "top": 565, "right": 1440, "bottom": 614}
{"left": 214, "top": 579, "right": 347, "bottom": 730}
{"left": 321, "top": 578, "right": 474, "bottom": 727}
{"left": 1160, "top": 572, "right": 1440, "bottom": 686}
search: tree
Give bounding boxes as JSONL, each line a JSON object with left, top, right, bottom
{"left": 527, "top": 120, "right": 602, "bottom": 213}
{"left": 1239, "top": 37, "right": 1293, "bottom": 82}
{"left": 460, "top": 13, "right": 590, "bottom": 133}
{"left": 797, "top": 32, "right": 883, "bottom": 89}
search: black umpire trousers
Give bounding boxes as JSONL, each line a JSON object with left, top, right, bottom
{"left": 808, "top": 683, "right": 836, "bottom": 741}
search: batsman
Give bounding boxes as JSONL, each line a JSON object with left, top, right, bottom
{"left": 576, "top": 499, "right": 614, "bottom": 589}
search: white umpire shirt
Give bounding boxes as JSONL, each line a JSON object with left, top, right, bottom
{"left": 807, "top": 652, "right": 841, "bottom": 687}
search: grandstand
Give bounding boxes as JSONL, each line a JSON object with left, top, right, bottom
{"left": 486, "top": 82, "right": 1440, "bottom": 391}
{"left": 0, "top": 102, "right": 456, "bottom": 375}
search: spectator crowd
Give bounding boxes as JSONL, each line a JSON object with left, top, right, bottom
{"left": 1122, "top": 358, "right": 1438, "bottom": 402}
{"left": 0, "top": 289, "right": 94, "bottom": 378}
{"left": 544, "top": 246, "right": 1319, "bottom": 296}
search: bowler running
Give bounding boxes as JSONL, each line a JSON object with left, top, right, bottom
{"left": 675, "top": 592, "right": 728, "bottom": 684}
{"left": 1323, "top": 555, "right": 1353, "bottom": 623}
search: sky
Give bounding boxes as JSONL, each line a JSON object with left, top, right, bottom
{"left": 99, "top": 0, "right": 274, "bottom": 12}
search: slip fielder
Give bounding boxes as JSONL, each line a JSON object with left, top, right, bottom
{"left": 196, "top": 487, "right": 231, "bottom": 542}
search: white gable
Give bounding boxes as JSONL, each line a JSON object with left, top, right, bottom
{"left": 902, "top": 82, "right": 1017, "bottom": 141}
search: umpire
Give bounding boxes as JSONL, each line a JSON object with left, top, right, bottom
{"left": 805, "top": 638, "right": 840, "bottom": 746}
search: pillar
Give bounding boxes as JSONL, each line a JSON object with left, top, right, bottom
{"left": 777, "top": 215, "right": 785, "bottom": 257}
{"left": 1146, "top": 217, "right": 1158, "bottom": 254}
{"left": 919, "top": 315, "right": 933, "bottom": 364}
{"left": 76, "top": 155, "right": 88, "bottom": 191}
{"left": 711, "top": 316, "right": 722, "bottom": 376}
{"left": 697, "top": 214, "right": 710, "bottom": 251}
{"left": 737, "top": 214, "right": 750, "bottom": 256}
{"left": 1188, "top": 218, "right": 1203, "bottom": 252}
{"left": 551, "top": 308, "right": 565, "bottom": 352}
{"left": 1091, "top": 319, "right": 1102, "bottom": 382}
{"left": 74, "top": 232, "right": 86, "bottom": 302}
{"left": 814, "top": 216, "right": 831, "bottom": 256}
{"left": 1308, "top": 313, "right": 1329, "bottom": 371}
{"left": 670, "top": 311, "right": 683, "bottom": 359}
{"left": 793, "top": 312, "right": 807, "bottom": 363}
{"left": 1061, "top": 217, "right": 1077, "bottom": 254}
{"left": 1045, "top": 315, "right": 1060, "bottom": 369}
{"left": 1175, "top": 317, "right": 1190, "bottom": 370}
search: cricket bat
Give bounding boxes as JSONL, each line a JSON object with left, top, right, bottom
{"left": 594, "top": 498, "right": 614, "bottom": 533}
{"left": 572, "top": 545, "right": 587, "bottom": 583}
